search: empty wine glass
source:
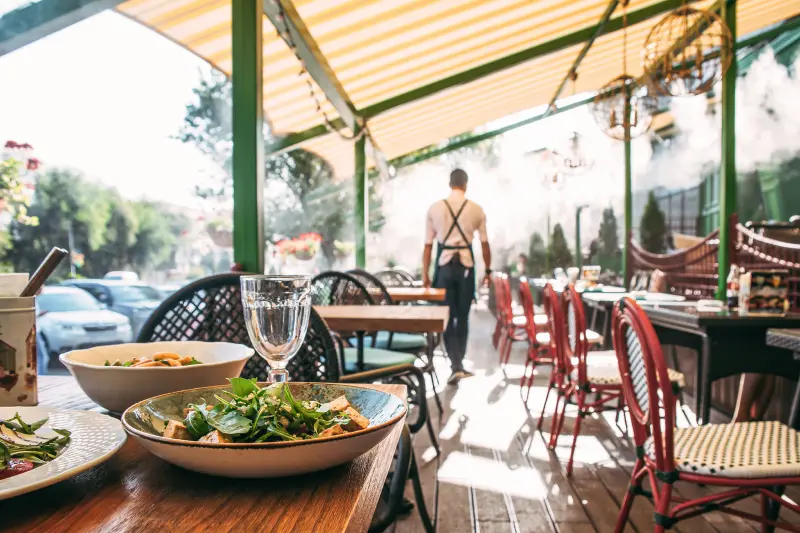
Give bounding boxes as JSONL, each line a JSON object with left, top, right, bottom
{"left": 240, "top": 275, "right": 312, "bottom": 383}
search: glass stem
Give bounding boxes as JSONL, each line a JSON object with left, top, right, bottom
{"left": 269, "top": 368, "right": 289, "bottom": 383}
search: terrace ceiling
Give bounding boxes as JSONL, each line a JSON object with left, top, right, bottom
{"left": 11, "top": 0, "right": 799, "bottom": 177}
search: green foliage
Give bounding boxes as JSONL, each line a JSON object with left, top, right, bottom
{"left": 5, "top": 169, "right": 190, "bottom": 280}
{"left": 592, "top": 207, "right": 621, "bottom": 274}
{"left": 177, "top": 73, "right": 376, "bottom": 268}
{"left": 547, "top": 224, "right": 573, "bottom": 270}
{"left": 526, "top": 232, "right": 547, "bottom": 277}
{"left": 639, "top": 191, "right": 668, "bottom": 254}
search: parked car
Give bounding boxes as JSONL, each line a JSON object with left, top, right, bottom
{"left": 104, "top": 271, "right": 139, "bottom": 281}
{"left": 60, "top": 279, "right": 163, "bottom": 337}
{"left": 36, "top": 286, "right": 133, "bottom": 363}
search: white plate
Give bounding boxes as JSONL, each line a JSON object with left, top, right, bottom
{"left": 643, "top": 293, "right": 687, "bottom": 302}
{"left": 0, "top": 406, "right": 126, "bottom": 500}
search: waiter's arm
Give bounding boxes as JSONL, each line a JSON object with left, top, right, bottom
{"left": 478, "top": 211, "right": 492, "bottom": 286}
{"left": 422, "top": 244, "right": 433, "bottom": 288}
{"left": 422, "top": 209, "right": 435, "bottom": 288}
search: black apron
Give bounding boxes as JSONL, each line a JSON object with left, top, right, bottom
{"left": 432, "top": 199, "right": 475, "bottom": 289}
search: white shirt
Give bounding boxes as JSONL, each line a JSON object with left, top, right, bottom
{"left": 425, "top": 190, "right": 488, "bottom": 267}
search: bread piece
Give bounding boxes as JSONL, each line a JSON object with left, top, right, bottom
{"left": 319, "top": 424, "right": 344, "bottom": 438}
{"left": 198, "top": 430, "right": 233, "bottom": 443}
{"left": 343, "top": 407, "right": 370, "bottom": 432}
{"left": 324, "top": 395, "right": 351, "bottom": 413}
{"left": 163, "top": 420, "right": 193, "bottom": 441}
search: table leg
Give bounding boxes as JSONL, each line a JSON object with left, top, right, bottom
{"left": 601, "top": 308, "right": 611, "bottom": 349}
{"left": 589, "top": 304, "right": 599, "bottom": 332}
{"left": 356, "top": 331, "right": 365, "bottom": 372}
{"left": 789, "top": 353, "right": 800, "bottom": 429}
{"left": 699, "top": 335, "right": 711, "bottom": 424}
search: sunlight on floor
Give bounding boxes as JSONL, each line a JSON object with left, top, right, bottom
{"left": 438, "top": 450, "right": 549, "bottom": 500}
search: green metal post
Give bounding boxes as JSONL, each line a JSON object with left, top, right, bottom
{"left": 576, "top": 205, "right": 587, "bottom": 270}
{"left": 231, "top": 0, "right": 264, "bottom": 274}
{"left": 623, "top": 94, "right": 633, "bottom": 288}
{"left": 718, "top": 0, "right": 737, "bottom": 300}
{"left": 354, "top": 123, "right": 367, "bottom": 268}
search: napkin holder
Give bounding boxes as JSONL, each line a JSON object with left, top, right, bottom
{"left": 0, "top": 297, "right": 37, "bottom": 406}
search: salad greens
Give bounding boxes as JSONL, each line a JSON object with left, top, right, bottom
{"left": 178, "top": 379, "right": 356, "bottom": 443}
{"left": 0, "top": 413, "right": 71, "bottom": 479}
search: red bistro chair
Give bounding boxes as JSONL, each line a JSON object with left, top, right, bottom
{"left": 535, "top": 282, "right": 567, "bottom": 436}
{"left": 495, "top": 274, "right": 527, "bottom": 366}
{"left": 519, "top": 279, "right": 555, "bottom": 400}
{"left": 612, "top": 297, "right": 800, "bottom": 533}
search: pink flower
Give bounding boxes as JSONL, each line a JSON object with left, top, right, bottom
{"left": 4, "top": 140, "right": 17, "bottom": 149}
{"left": 19, "top": 143, "right": 32, "bottom": 150}
{"left": 26, "top": 158, "right": 40, "bottom": 171}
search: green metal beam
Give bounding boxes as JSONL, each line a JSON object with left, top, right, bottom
{"left": 354, "top": 123, "right": 367, "bottom": 268}
{"left": 717, "top": 0, "right": 737, "bottom": 300}
{"left": 0, "top": 0, "right": 124, "bottom": 56}
{"left": 543, "top": 0, "right": 620, "bottom": 119}
{"left": 232, "top": 0, "right": 265, "bottom": 274}
{"left": 623, "top": 92, "right": 633, "bottom": 288}
{"left": 360, "top": 0, "right": 683, "bottom": 119}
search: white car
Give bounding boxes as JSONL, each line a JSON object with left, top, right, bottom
{"left": 36, "top": 286, "right": 133, "bottom": 362}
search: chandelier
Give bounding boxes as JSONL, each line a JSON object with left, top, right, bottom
{"left": 591, "top": 0, "right": 657, "bottom": 141}
{"left": 642, "top": 5, "right": 733, "bottom": 97}
{"left": 551, "top": 132, "right": 593, "bottom": 175}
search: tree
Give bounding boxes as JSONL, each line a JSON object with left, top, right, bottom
{"left": 593, "top": 207, "right": 622, "bottom": 273}
{"left": 640, "top": 191, "right": 668, "bottom": 254}
{"left": 5, "top": 169, "right": 190, "bottom": 280}
{"left": 176, "top": 72, "right": 367, "bottom": 267}
{"left": 527, "top": 232, "right": 547, "bottom": 276}
{"left": 548, "top": 223, "right": 573, "bottom": 270}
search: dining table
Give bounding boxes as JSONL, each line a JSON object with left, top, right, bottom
{"left": 2, "top": 376, "right": 406, "bottom": 533}
{"left": 386, "top": 287, "right": 446, "bottom": 303}
{"left": 315, "top": 305, "right": 449, "bottom": 372}
{"left": 642, "top": 305, "right": 800, "bottom": 424}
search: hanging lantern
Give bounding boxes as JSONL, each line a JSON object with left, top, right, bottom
{"left": 551, "top": 132, "right": 593, "bottom": 175}
{"left": 642, "top": 5, "right": 733, "bottom": 97}
{"left": 591, "top": 75, "right": 658, "bottom": 141}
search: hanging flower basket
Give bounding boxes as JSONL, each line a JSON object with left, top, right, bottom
{"left": 206, "top": 222, "right": 233, "bottom": 247}
{"left": 276, "top": 233, "right": 323, "bottom": 261}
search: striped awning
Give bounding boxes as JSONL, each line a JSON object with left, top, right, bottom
{"left": 117, "top": 0, "right": 800, "bottom": 177}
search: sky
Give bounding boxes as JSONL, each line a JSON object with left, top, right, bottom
{"left": 0, "top": 10, "right": 219, "bottom": 208}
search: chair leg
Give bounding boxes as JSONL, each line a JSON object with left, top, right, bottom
{"left": 409, "top": 451, "right": 435, "bottom": 533}
{"left": 497, "top": 331, "right": 507, "bottom": 364}
{"left": 537, "top": 372, "right": 556, "bottom": 431}
{"left": 520, "top": 358, "right": 532, "bottom": 393}
{"left": 614, "top": 459, "right": 643, "bottom": 533}
{"left": 566, "top": 391, "right": 585, "bottom": 476}
{"left": 549, "top": 387, "right": 570, "bottom": 450}
{"left": 654, "top": 483, "right": 673, "bottom": 533}
{"left": 429, "top": 370, "right": 444, "bottom": 415}
{"left": 502, "top": 334, "right": 513, "bottom": 365}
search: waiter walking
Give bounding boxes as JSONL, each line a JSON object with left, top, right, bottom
{"left": 422, "top": 168, "right": 492, "bottom": 385}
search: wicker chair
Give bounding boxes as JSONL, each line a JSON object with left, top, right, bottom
{"left": 374, "top": 268, "right": 416, "bottom": 287}
{"left": 136, "top": 273, "right": 434, "bottom": 533}
{"left": 313, "top": 271, "right": 444, "bottom": 417}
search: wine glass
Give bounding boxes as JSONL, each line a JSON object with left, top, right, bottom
{"left": 240, "top": 275, "right": 312, "bottom": 383}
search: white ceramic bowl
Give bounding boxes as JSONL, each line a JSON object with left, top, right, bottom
{"left": 122, "top": 382, "right": 407, "bottom": 478}
{"left": 59, "top": 342, "right": 254, "bottom": 413}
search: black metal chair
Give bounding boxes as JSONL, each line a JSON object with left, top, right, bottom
{"left": 310, "top": 270, "right": 375, "bottom": 306}
{"left": 137, "top": 272, "right": 435, "bottom": 533}
{"left": 374, "top": 268, "right": 417, "bottom": 287}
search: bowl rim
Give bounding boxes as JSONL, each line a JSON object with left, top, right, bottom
{"left": 121, "top": 381, "right": 407, "bottom": 449}
{"left": 59, "top": 341, "right": 255, "bottom": 370}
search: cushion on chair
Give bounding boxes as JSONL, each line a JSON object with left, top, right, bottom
{"left": 350, "top": 331, "right": 427, "bottom": 351}
{"left": 342, "top": 347, "right": 418, "bottom": 372}
{"left": 646, "top": 421, "right": 800, "bottom": 478}
{"left": 570, "top": 351, "right": 685, "bottom": 388}
{"left": 586, "top": 329, "right": 604, "bottom": 345}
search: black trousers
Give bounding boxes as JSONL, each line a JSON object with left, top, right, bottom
{"left": 435, "top": 258, "right": 475, "bottom": 371}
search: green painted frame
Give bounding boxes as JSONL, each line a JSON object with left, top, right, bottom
{"left": 231, "top": 0, "right": 265, "bottom": 273}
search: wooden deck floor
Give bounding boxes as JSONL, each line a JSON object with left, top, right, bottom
{"left": 395, "top": 307, "right": 800, "bottom": 533}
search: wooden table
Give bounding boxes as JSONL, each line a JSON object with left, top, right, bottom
{"left": 386, "top": 287, "right": 446, "bottom": 303}
{"left": 315, "top": 305, "right": 449, "bottom": 371}
{"left": 2, "top": 376, "right": 406, "bottom": 533}
{"left": 643, "top": 305, "right": 800, "bottom": 424}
